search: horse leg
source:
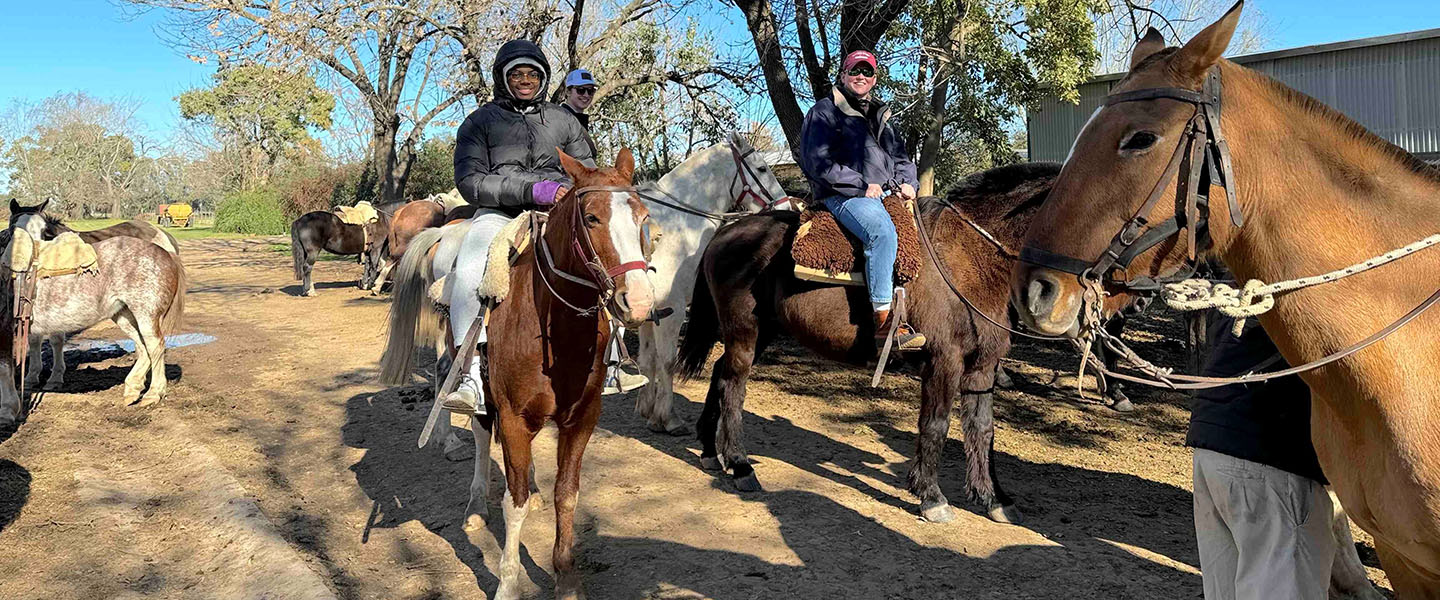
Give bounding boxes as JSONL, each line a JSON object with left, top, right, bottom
{"left": 715, "top": 334, "right": 759, "bottom": 492}
{"left": 0, "top": 360, "right": 20, "bottom": 427}
{"left": 44, "top": 334, "right": 65, "bottom": 390}
{"left": 553, "top": 410, "right": 600, "bottom": 600}
{"left": 959, "top": 359, "right": 1019, "bottom": 524}
{"left": 909, "top": 352, "right": 961, "bottom": 523}
{"left": 111, "top": 310, "right": 150, "bottom": 406}
{"left": 1374, "top": 539, "right": 1440, "bottom": 599}
{"left": 134, "top": 312, "right": 168, "bottom": 406}
{"left": 463, "top": 413, "right": 496, "bottom": 532}
{"left": 493, "top": 412, "right": 539, "bottom": 600}
{"left": 638, "top": 319, "right": 688, "bottom": 435}
{"left": 23, "top": 337, "right": 42, "bottom": 387}
{"left": 1327, "top": 489, "right": 1384, "bottom": 599}
{"left": 1099, "top": 316, "right": 1133, "bottom": 412}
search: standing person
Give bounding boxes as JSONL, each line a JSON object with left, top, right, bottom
{"left": 798, "top": 50, "right": 924, "bottom": 350}
{"left": 442, "top": 39, "right": 596, "bottom": 416}
{"left": 1189, "top": 315, "right": 1338, "bottom": 599}
{"left": 560, "top": 67, "right": 648, "bottom": 396}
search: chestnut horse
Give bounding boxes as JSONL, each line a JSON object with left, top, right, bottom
{"left": 463, "top": 149, "right": 654, "bottom": 600}
{"left": 677, "top": 162, "right": 1064, "bottom": 524}
{"left": 1012, "top": 4, "right": 1440, "bottom": 594}
{"left": 372, "top": 199, "right": 449, "bottom": 292}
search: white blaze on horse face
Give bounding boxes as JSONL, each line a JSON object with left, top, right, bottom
{"left": 1064, "top": 107, "right": 1103, "bottom": 165}
{"left": 608, "top": 192, "right": 655, "bottom": 322}
{"left": 14, "top": 213, "right": 45, "bottom": 243}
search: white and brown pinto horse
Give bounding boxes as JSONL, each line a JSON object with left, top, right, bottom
{"left": 20, "top": 208, "right": 182, "bottom": 390}
{"left": 0, "top": 200, "right": 186, "bottom": 426}
{"left": 1012, "top": 4, "right": 1440, "bottom": 594}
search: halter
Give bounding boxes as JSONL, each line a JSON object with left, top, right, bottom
{"left": 534, "top": 185, "right": 653, "bottom": 317}
{"left": 1019, "top": 67, "right": 1242, "bottom": 294}
{"left": 728, "top": 139, "right": 792, "bottom": 213}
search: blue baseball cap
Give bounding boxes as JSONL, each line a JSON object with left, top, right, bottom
{"left": 564, "top": 69, "right": 598, "bottom": 88}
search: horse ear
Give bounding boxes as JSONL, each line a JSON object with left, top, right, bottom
{"left": 8, "top": 199, "right": 19, "bottom": 215}
{"left": 557, "top": 147, "right": 590, "bottom": 182}
{"left": 614, "top": 148, "right": 635, "bottom": 182}
{"left": 38, "top": 198, "right": 49, "bottom": 214}
{"left": 1172, "top": 1, "right": 1242, "bottom": 80}
{"left": 1130, "top": 27, "right": 1166, "bottom": 71}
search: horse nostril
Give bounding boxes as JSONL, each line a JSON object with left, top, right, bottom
{"left": 1027, "top": 277, "right": 1057, "bottom": 315}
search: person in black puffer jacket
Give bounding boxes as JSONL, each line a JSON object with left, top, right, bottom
{"left": 441, "top": 40, "right": 597, "bottom": 420}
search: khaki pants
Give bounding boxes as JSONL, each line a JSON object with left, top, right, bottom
{"left": 1192, "top": 448, "right": 1336, "bottom": 600}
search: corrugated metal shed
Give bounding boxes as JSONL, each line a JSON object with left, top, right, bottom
{"left": 1027, "top": 28, "right": 1440, "bottom": 164}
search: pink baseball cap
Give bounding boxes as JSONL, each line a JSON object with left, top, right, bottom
{"left": 842, "top": 51, "right": 877, "bottom": 71}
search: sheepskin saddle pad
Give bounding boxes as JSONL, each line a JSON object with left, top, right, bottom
{"left": 334, "top": 201, "right": 379, "bottom": 226}
{"left": 790, "top": 195, "right": 922, "bottom": 287}
{"left": 4, "top": 230, "right": 99, "bottom": 279}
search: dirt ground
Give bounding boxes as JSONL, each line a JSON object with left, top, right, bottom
{"left": 0, "top": 237, "right": 1392, "bottom": 599}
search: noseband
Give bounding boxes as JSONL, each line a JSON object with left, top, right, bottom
{"left": 728, "top": 140, "right": 791, "bottom": 213}
{"left": 1019, "top": 68, "right": 1242, "bottom": 294}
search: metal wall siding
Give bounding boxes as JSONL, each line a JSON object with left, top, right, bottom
{"left": 1027, "top": 33, "right": 1440, "bottom": 159}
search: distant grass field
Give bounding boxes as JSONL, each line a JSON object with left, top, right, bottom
{"left": 66, "top": 217, "right": 255, "bottom": 240}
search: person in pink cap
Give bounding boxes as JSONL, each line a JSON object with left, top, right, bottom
{"left": 798, "top": 49, "right": 924, "bottom": 350}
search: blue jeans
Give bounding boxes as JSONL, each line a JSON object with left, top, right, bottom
{"left": 824, "top": 195, "right": 896, "bottom": 305}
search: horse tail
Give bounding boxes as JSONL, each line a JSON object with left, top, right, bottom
{"left": 161, "top": 252, "right": 187, "bottom": 333}
{"left": 291, "top": 218, "right": 307, "bottom": 281}
{"left": 379, "top": 226, "right": 446, "bottom": 385}
{"left": 674, "top": 272, "right": 719, "bottom": 381}
{"left": 158, "top": 227, "right": 181, "bottom": 257}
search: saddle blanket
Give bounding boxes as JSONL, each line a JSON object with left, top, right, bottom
{"left": 791, "top": 195, "right": 922, "bottom": 287}
{"left": 334, "top": 201, "right": 379, "bottom": 226}
{"left": 4, "top": 230, "right": 99, "bottom": 279}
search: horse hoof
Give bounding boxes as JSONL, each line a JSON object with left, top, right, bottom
{"left": 995, "top": 366, "right": 1014, "bottom": 388}
{"left": 1108, "top": 398, "right": 1135, "bottom": 413}
{"left": 920, "top": 502, "right": 956, "bottom": 523}
{"left": 556, "top": 573, "right": 586, "bottom": 600}
{"left": 699, "top": 455, "right": 722, "bottom": 471}
{"left": 732, "top": 472, "right": 762, "bottom": 493}
{"left": 986, "top": 503, "right": 1023, "bottom": 524}
{"left": 463, "top": 513, "right": 486, "bottom": 532}
{"left": 649, "top": 420, "right": 690, "bottom": 436}
{"left": 135, "top": 395, "right": 162, "bottom": 407}
{"left": 43, "top": 380, "right": 63, "bottom": 391}
{"left": 120, "top": 395, "right": 142, "bottom": 407}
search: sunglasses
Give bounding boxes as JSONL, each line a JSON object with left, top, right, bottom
{"left": 846, "top": 65, "right": 876, "bottom": 78}
{"left": 572, "top": 87, "right": 597, "bottom": 96}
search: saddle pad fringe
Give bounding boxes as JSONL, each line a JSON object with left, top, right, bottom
{"left": 335, "top": 201, "right": 379, "bottom": 226}
{"left": 5, "top": 230, "right": 99, "bottom": 279}
{"left": 476, "top": 212, "right": 534, "bottom": 302}
{"left": 791, "top": 195, "right": 922, "bottom": 285}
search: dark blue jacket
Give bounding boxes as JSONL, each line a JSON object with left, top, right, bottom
{"left": 1186, "top": 316, "right": 1327, "bottom": 484}
{"left": 799, "top": 86, "right": 918, "bottom": 200}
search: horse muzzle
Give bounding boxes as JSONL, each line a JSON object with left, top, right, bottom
{"left": 1011, "top": 265, "right": 1083, "bottom": 336}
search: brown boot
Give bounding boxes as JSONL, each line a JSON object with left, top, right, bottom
{"left": 875, "top": 310, "right": 927, "bottom": 351}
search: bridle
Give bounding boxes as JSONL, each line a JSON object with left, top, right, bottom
{"left": 728, "top": 139, "right": 793, "bottom": 214}
{"left": 534, "top": 185, "right": 652, "bottom": 318}
{"left": 1019, "top": 67, "right": 1241, "bottom": 296}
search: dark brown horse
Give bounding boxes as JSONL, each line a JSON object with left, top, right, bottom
{"left": 463, "top": 148, "right": 655, "bottom": 600}
{"left": 1011, "top": 4, "right": 1440, "bottom": 593}
{"left": 677, "top": 162, "right": 1062, "bottom": 524}
{"left": 289, "top": 209, "right": 391, "bottom": 296}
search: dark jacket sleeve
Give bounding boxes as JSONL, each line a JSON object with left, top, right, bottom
{"left": 453, "top": 111, "right": 540, "bottom": 209}
{"left": 800, "top": 104, "right": 867, "bottom": 198}
{"left": 884, "top": 124, "right": 918, "bottom": 188}
{"left": 561, "top": 115, "right": 598, "bottom": 169}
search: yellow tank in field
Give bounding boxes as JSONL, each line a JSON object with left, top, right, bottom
{"left": 157, "top": 203, "right": 195, "bottom": 227}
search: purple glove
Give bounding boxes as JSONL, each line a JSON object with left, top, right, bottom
{"left": 531, "top": 180, "right": 564, "bottom": 205}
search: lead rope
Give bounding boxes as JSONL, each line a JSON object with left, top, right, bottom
{"left": 1162, "top": 233, "right": 1440, "bottom": 335}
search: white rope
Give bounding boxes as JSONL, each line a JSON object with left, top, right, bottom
{"left": 1162, "top": 233, "right": 1440, "bottom": 334}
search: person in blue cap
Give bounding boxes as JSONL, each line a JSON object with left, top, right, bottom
{"left": 561, "top": 68, "right": 600, "bottom": 156}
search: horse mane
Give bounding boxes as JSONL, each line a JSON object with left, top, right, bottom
{"left": 930, "top": 161, "right": 1061, "bottom": 246}
{"left": 42, "top": 214, "right": 71, "bottom": 238}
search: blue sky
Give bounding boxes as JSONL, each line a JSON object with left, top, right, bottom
{"left": 1, "top": 0, "right": 1436, "bottom": 143}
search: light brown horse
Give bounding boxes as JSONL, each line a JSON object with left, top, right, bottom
{"left": 1011, "top": 4, "right": 1440, "bottom": 594}
{"left": 463, "top": 149, "right": 654, "bottom": 600}
{"left": 373, "top": 199, "right": 448, "bottom": 292}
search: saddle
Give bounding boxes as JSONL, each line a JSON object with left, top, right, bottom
{"left": 791, "top": 195, "right": 922, "bottom": 286}
{"left": 334, "top": 201, "right": 379, "bottom": 226}
{"left": 4, "top": 230, "right": 99, "bottom": 279}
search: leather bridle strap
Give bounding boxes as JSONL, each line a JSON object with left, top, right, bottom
{"left": 729, "top": 140, "right": 788, "bottom": 212}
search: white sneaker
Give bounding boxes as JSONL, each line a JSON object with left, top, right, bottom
{"left": 441, "top": 375, "right": 486, "bottom": 415}
{"left": 602, "top": 368, "right": 649, "bottom": 395}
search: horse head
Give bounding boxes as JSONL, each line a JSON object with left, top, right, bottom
{"left": 8, "top": 198, "right": 51, "bottom": 244}
{"left": 557, "top": 147, "right": 656, "bottom": 326}
{"left": 1011, "top": 3, "right": 1244, "bottom": 335}
{"left": 726, "top": 132, "right": 791, "bottom": 213}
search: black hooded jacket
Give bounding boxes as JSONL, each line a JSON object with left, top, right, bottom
{"left": 452, "top": 39, "right": 595, "bottom": 216}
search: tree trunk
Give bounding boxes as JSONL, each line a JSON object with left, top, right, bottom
{"left": 368, "top": 113, "right": 405, "bottom": 203}
{"left": 916, "top": 10, "right": 967, "bottom": 196}
{"left": 733, "top": 0, "right": 807, "bottom": 159}
{"left": 838, "top": 0, "right": 911, "bottom": 53}
{"left": 792, "top": 0, "right": 829, "bottom": 100}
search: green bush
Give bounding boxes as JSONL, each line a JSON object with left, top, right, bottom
{"left": 214, "top": 189, "right": 290, "bottom": 235}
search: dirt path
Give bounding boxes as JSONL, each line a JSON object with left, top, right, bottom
{"left": 0, "top": 238, "right": 1390, "bottom": 598}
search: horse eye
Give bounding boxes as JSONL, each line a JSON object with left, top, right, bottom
{"left": 585, "top": 214, "right": 601, "bottom": 226}
{"left": 1120, "top": 131, "right": 1159, "bottom": 152}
